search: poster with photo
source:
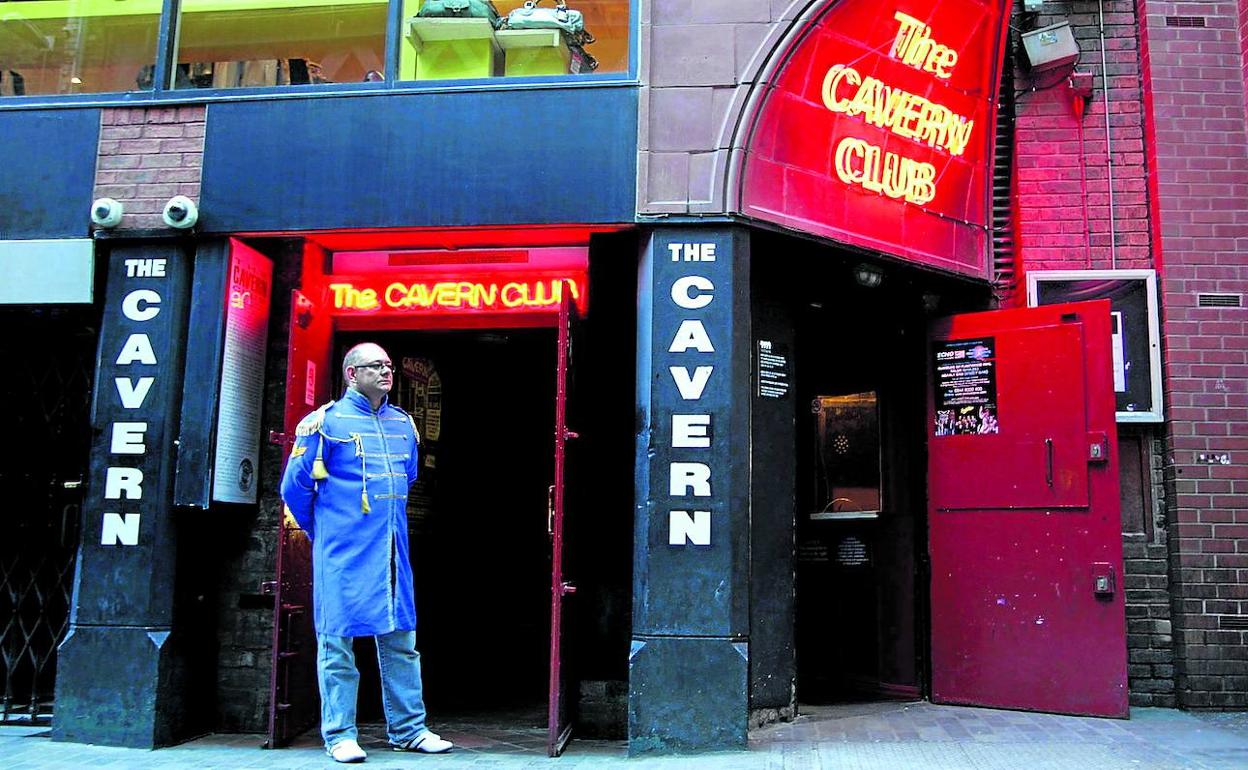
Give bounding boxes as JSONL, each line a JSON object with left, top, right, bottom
{"left": 933, "top": 337, "right": 999, "bottom": 436}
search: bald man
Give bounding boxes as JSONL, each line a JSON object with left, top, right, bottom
{"left": 281, "top": 342, "right": 452, "bottom": 762}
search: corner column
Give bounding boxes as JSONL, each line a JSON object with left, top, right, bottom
{"left": 53, "top": 245, "right": 193, "bottom": 747}
{"left": 631, "top": 227, "right": 751, "bottom": 753}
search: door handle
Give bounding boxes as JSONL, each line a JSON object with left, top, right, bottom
{"left": 560, "top": 581, "right": 577, "bottom": 596}
{"left": 1045, "top": 438, "right": 1054, "bottom": 487}
{"left": 547, "top": 484, "right": 555, "bottom": 535}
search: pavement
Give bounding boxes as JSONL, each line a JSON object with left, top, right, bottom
{"left": 4, "top": 701, "right": 1248, "bottom": 769}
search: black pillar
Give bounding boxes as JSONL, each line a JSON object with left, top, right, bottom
{"left": 631, "top": 227, "right": 751, "bottom": 752}
{"left": 53, "top": 246, "right": 193, "bottom": 747}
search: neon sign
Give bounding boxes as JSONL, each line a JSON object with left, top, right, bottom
{"left": 891, "top": 12, "right": 959, "bottom": 78}
{"left": 327, "top": 273, "right": 588, "bottom": 316}
{"left": 739, "top": 0, "right": 1009, "bottom": 278}
{"left": 821, "top": 12, "right": 973, "bottom": 207}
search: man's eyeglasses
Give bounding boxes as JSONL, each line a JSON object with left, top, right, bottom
{"left": 354, "top": 362, "right": 393, "bottom": 373}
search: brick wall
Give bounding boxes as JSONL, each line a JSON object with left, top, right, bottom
{"left": 1140, "top": 0, "right": 1248, "bottom": 708}
{"left": 93, "top": 106, "right": 205, "bottom": 230}
{"left": 1014, "top": 1, "right": 1152, "bottom": 271}
{"left": 1012, "top": 1, "right": 1177, "bottom": 704}
{"left": 1122, "top": 433, "right": 1177, "bottom": 705}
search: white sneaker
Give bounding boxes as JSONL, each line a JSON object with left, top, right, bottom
{"left": 393, "top": 729, "right": 454, "bottom": 754}
{"left": 327, "top": 738, "right": 368, "bottom": 763}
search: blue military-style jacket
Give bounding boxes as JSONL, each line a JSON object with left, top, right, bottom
{"left": 280, "top": 387, "right": 420, "bottom": 637}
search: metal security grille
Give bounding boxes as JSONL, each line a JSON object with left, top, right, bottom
{"left": 0, "top": 308, "right": 97, "bottom": 724}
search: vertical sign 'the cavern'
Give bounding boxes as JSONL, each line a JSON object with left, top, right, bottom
{"left": 632, "top": 229, "right": 751, "bottom": 752}
{"left": 54, "top": 249, "right": 191, "bottom": 748}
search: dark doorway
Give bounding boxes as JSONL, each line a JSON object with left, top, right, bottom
{"left": 334, "top": 328, "right": 557, "bottom": 729}
{"left": 0, "top": 306, "right": 98, "bottom": 723}
{"left": 788, "top": 259, "right": 935, "bottom": 704}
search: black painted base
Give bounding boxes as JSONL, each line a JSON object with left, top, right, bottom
{"left": 52, "top": 625, "right": 186, "bottom": 748}
{"left": 628, "top": 635, "right": 748, "bottom": 754}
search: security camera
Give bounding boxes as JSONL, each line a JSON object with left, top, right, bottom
{"left": 162, "top": 195, "right": 199, "bottom": 229}
{"left": 91, "top": 197, "right": 124, "bottom": 228}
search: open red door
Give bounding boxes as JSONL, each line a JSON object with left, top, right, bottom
{"left": 548, "top": 289, "right": 578, "bottom": 756}
{"left": 266, "top": 289, "right": 333, "bottom": 747}
{"left": 927, "top": 300, "right": 1127, "bottom": 717}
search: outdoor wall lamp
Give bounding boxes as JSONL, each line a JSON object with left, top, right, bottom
{"left": 853, "top": 263, "right": 884, "bottom": 289}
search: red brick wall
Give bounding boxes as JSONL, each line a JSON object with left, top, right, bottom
{"left": 1140, "top": 0, "right": 1248, "bottom": 708}
{"left": 1013, "top": 1, "right": 1174, "bottom": 706}
{"left": 93, "top": 107, "right": 205, "bottom": 230}
{"left": 1014, "top": 2, "right": 1152, "bottom": 273}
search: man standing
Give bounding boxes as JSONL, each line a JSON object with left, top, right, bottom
{"left": 281, "top": 342, "right": 453, "bottom": 762}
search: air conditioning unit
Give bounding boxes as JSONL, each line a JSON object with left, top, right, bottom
{"left": 1021, "top": 21, "right": 1079, "bottom": 71}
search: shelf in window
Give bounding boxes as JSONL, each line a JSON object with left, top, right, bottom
{"left": 404, "top": 17, "right": 500, "bottom": 54}
{"left": 495, "top": 29, "right": 564, "bottom": 50}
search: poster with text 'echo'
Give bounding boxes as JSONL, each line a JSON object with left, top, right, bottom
{"left": 933, "top": 337, "right": 999, "bottom": 437}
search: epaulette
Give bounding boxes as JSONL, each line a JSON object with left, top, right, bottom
{"left": 294, "top": 400, "right": 336, "bottom": 437}
{"left": 388, "top": 403, "right": 422, "bottom": 444}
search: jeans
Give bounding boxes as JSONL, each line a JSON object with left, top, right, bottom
{"left": 317, "top": 630, "right": 429, "bottom": 749}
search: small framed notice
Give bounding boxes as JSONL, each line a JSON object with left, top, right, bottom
{"left": 1027, "top": 270, "right": 1163, "bottom": 423}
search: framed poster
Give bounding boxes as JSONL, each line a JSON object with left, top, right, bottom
{"left": 212, "top": 241, "right": 273, "bottom": 503}
{"left": 1026, "top": 269, "right": 1162, "bottom": 423}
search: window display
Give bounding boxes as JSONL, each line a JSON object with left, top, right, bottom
{"left": 0, "top": 0, "right": 630, "bottom": 98}
{"left": 0, "top": 0, "right": 161, "bottom": 95}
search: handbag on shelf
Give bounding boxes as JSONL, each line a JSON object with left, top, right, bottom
{"left": 502, "top": 0, "right": 598, "bottom": 71}
{"left": 416, "top": 0, "right": 503, "bottom": 28}
{"left": 502, "top": 0, "right": 589, "bottom": 41}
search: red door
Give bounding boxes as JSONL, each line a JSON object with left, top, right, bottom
{"left": 266, "top": 289, "right": 333, "bottom": 747}
{"left": 927, "top": 301, "right": 1128, "bottom": 718}
{"left": 547, "top": 290, "right": 578, "bottom": 756}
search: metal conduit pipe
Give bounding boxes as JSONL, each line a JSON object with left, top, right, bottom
{"left": 1099, "top": 0, "right": 1118, "bottom": 268}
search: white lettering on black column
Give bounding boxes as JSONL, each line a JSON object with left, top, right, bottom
{"left": 101, "top": 258, "right": 166, "bottom": 546}
{"left": 665, "top": 243, "right": 718, "bottom": 547}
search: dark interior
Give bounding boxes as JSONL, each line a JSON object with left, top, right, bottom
{"left": 335, "top": 328, "right": 557, "bottom": 724}
{"left": 752, "top": 232, "right": 987, "bottom": 705}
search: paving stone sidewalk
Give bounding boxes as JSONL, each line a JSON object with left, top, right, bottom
{"left": 4, "top": 701, "right": 1247, "bottom": 770}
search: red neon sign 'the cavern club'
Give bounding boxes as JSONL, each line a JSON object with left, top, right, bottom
{"left": 324, "top": 247, "right": 589, "bottom": 325}
{"left": 738, "top": 0, "right": 1010, "bottom": 278}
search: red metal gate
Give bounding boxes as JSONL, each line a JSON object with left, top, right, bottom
{"left": 547, "top": 290, "right": 578, "bottom": 756}
{"left": 266, "top": 289, "right": 332, "bottom": 747}
{"left": 927, "top": 301, "right": 1127, "bottom": 717}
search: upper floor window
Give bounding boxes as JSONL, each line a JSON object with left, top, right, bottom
{"left": 0, "top": 0, "right": 162, "bottom": 96}
{"left": 174, "top": 0, "right": 389, "bottom": 89}
{"left": 0, "top": 0, "right": 630, "bottom": 98}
